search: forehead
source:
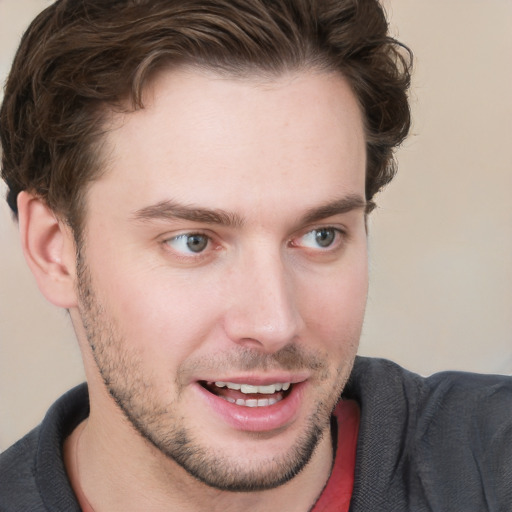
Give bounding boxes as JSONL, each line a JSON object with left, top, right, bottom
{"left": 91, "top": 67, "right": 366, "bottom": 221}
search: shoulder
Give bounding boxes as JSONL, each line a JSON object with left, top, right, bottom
{"left": 0, "top": 384, "right": 89, "bottom": 511}
{"left": 420, "top": 367, "right": 512, "bottom": 435}
{"left": 348, "top": 355, "right": 512, "bottom": 408}
{"left": 346, "top": 357, "right": 512, "bottom": 511}
{"left": 0, "top": 426, "right": 46, "bottom": 510}
{"left": 348, "top": 356, "right": 512, "bottom": 444}
{"left": 416, "top": 368, "right": 512, "bottom": 510}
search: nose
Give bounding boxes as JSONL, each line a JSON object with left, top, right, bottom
{"left": 223, "top": 247, "right": 303, "bottom": 352}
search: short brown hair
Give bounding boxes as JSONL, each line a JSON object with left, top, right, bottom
{"left": 1, "top": 0, "right": 411, "bottom": 233}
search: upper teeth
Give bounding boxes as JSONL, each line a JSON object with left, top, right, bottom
{"left": 214, "top": 382, "right": 291, "bottom": 394}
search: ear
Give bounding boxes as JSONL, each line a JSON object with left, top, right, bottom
{"left": 17, "top": 191, "right": 78, "bottom": 308}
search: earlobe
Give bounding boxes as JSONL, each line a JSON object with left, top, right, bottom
{"left": 17, "top": 191, "right": 78, "bottom": 309}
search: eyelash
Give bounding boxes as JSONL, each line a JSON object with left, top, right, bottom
{"left": 163, "top": 232, "right": 215, "bottom": 260}
{"left": 162, "top": 226, "right": 346, "bottom": 260}
{"left": 290, "top": 226, "right": 346, "bottom": 252}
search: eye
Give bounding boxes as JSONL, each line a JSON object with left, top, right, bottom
{"left": 297, "top": 227, "right": 340, "bottom": 249}
{"left": 166, "top": 233, "right": 210, "bottom": 254}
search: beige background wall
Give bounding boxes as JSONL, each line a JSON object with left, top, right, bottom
{"left": 1, "top": 0, "right": 511, "bottom": 451}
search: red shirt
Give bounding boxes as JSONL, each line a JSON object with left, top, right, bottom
{"left": 311, "top": 399, "right": 360, "bottom": 512}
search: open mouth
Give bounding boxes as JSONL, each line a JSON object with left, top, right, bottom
{"left": 200, "top": 381, "right": 293, "bottom": 408}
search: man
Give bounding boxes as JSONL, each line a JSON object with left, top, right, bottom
{"left": 0, "top": 0, "right": 510, "bottom": 511}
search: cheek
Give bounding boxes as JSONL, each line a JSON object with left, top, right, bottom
{"left": 298, "top": 258, "right": 368, "bottom": 349}
{"left": 89, "top": 255, "right": 225, "bottom": 360}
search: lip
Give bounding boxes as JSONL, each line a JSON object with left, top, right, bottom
{"left": 194, "top": 379, "right": 307, "bottom": 432}
{"left": 196, "top": 371, "right": 310, "bottom": 386}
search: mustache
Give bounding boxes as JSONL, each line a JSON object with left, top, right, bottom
{"left": 178, "top": 344, "right": 329, "bottom": 381}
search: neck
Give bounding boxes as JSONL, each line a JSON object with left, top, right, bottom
{"left": 64, "top": 410, "right": 334, "bottom": 512}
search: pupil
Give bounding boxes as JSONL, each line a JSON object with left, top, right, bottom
{"left": 315, "top": 228, "right": 335, "bottom": 248}
{"left": 187, "top": 234, "right": 208, "bottom": 252}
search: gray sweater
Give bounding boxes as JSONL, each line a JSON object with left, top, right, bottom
{"left": 1, "top": 357, "right": 511, "bottom": 511}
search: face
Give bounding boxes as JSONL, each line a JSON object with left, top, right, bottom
{"left": 73, "top": 67, "right": 368, "bottom": 491}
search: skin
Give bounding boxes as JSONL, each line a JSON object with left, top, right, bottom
{"left": 21, "top": 67, "right": 368, "bottom": 511}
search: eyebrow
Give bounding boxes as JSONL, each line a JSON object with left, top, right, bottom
{"left": 132, "top": 200, "right": 244, "bottom": 227}
{"left": 131, "top": 194, "right": 367, "bottom": 227}
{"left": 301, "top": 194, "right": 368, "bottom": 224}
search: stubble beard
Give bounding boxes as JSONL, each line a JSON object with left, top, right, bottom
{"left": 75, "top": 252, "right": 357, "bottom": 492}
